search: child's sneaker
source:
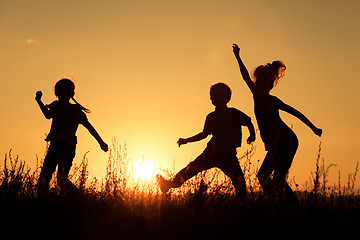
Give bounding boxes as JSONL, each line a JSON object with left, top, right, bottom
{"left": 156, "top": 174, "right": 172, "bottom": 193}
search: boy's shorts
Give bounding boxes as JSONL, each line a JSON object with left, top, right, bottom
{"left": 175, "top": 141, "right": 246, "bottom": 192}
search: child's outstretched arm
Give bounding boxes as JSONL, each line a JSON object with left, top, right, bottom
{"left": 35, "top": 91, "right": 52, "bottom": 119}
{"left": 177, "top": 132, "right": 208, "bottom": 147}
{"left": 280, "top": 102, "right": 322, "bottom": 137}
{"left": 232, "top": 44, "right": 256, "bottom": 94}
{"left": 82, "top": 120, "right": 109, "bottom": 152}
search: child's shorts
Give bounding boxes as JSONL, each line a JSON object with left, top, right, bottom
{"left": 175, "top": 141, "right": 246, "bottom": 192}
{"left": 41, "top": 140, "right": 76, "bottom": 180}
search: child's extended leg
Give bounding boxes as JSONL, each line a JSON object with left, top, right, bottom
{"left": 157, "top": 148, "right": 215, "bottom": 193}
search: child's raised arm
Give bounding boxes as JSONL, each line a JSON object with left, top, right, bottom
{"left": 279, "top": 102, "right": 322, "bottom": 137}
{"left": 232, "top": 44, "right": 256, "bottom": 94}
{"left": 82, "top": 120, "right": 109, "bottom": 152}
{"left": 35, "top": 91, "right": 52, "bottom": 119}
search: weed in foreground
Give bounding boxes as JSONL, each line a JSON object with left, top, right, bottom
{"left": 0, "top": 142, "right": 359, "bottom": 239}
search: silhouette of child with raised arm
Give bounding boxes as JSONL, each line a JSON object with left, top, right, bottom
{"left": 157, "top": 83, "right": 256, "bottom": 197}
{"left": 232, "top": 44, "right": 322, "bottom": 203}
{"left": 35, "top": 78, "right": 108, "bottom": 196}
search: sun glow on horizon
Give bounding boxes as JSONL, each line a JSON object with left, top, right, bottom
{"left": 131, "top": 157, "right": 159, "bottom": 182}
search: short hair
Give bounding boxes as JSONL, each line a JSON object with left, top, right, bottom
{"left": 210, "top": 82, "right": 232, "bottom": 103}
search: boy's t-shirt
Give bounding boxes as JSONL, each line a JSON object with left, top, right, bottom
{"left": 45, "top": 101, "right": 88, "bottom": 145}
{"left": 203, "top": 107, "right": 251, "bottom": 154}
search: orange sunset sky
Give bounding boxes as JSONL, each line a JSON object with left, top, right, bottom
{"left": 1, "top": 0, "right": 359, "bottom": 187}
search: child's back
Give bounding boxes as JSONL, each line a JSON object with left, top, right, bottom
{"left": 157, "top": 82, "right": 255, "bottom": 196}
{"left": 204, "top": 107, "right": 251, "bottom": 154}
{"left": 36, "top": 78, "right": 108, "bottom": 196}
{"left": 46, "top": 100, "right": 88, "bottom": 144}
{"left": 232, "top": 43, "right": 322, "bottom": 203}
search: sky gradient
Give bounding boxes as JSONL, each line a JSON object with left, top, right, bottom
{"left": 1, "top": 0, "right": 359, "bottom": 187}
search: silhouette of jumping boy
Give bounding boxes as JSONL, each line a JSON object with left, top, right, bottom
{"left": 232, "top": 44, "right": 322, "bottom": 203}
{"left": 157, "top": 83, "right": 256, "bottom": 197}
{"left": 36, "top": 78, "right": 108, "bottom": 195}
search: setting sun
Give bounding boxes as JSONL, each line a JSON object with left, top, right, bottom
{"left": 1, "top": 1, "right": 360, "bottom": 238}
{"left": 131, "top": 158, "right": 159, "bottom": 182}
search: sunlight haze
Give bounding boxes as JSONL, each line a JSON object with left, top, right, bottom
{"left": 1, "top": 0, "right": 359, "bottom": 188}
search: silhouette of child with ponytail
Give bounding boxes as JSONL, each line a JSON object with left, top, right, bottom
{"left": 35, "top": 78, "right": 108, "bottom": 195}
{"left": 232, "top": 44, "right": 322, "bottom": 204}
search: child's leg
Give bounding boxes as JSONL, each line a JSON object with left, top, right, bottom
{"left": 37, "top": 142, "right": 60, "bottom": 194}
{"left": 158, "top": 148, "right": 215, "bottom": 192}
{"left": 173, "top": 150, "right": 216, "bottom": 187}
{"left": 274, "top": 137, "right": 298, "bottom": 203}
{"left": 219, "top": 156, "right": 246, "bottom": 197}
{"left": 56, "top": 142, "right": 77, "bottom": 192}
{"left": 257, "top": 151, "right": 276, "bottom": 197}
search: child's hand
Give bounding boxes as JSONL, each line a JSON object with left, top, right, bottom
{"left": 247, "top": 135, "right": 255, "bottom": 144}
{"left": 35, "top": 91, "right": 42, "bottom": 101}
{"left": 232, "top": 43, "right": 240, "bottom": 56}
{"left": 314, "top": 128, "right": 322, "bottom": 137}
{"left": 177, "top": 138, "right": 187, "bottom": 147}
{"left": 100, "top": 141, "right": 108, "bottom": 152}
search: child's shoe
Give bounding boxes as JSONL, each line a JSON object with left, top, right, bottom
{"left": 156, "top": 174, "right": 172, "bottom": 193}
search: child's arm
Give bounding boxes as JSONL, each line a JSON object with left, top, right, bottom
{"left": 35, "top": 91, "right": 52, "bottom": 119}
{"left": 279, "top": 102, "right": 322, "bottom": 137}
{"left": 82, "top": 120, "right": 109, "bottom": 152}
{"left": 245, "top": 121, "right": 256, "bottom": 144}
{"left": 232, "top": 44, "right": 256, "bottom": 94}
{"left": 177, "top": 132, "right": 208, "bottom": 147}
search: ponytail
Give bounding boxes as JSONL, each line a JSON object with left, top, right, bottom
{"left": 269, "top": 60, "right": 286, "bottom": 81}
{"left": 252, "top": 60, "right": 286, "bottom": 90}
{"left": 72, "top": 97, "right": 91, "bottom": 113}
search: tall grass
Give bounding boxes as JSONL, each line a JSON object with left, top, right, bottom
{"left": 308, "top": 142, "right": 359, "bottom": 197}
{"left": 0, "top": 150, "right": 40, "bottom": 200}
{"left": 0, "top": 141, "right": 359, "bottom": 239}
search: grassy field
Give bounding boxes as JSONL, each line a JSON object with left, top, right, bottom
{"left": 1, "top": 142, "right": 359, "bottom": 239}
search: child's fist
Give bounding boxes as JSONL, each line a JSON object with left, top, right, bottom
{"left": 247, "top": 135, "right": 255, "bottom": 144}
{"left": 35, "top": 91, "right": 42, "bottom": 101}
{"left": 232, "top": 43, "right": 240, "bottom": 56}
{"left": 177, "top": 138, "right": 187, "bottom": 147}
{"left": 100, "top": 141, "right": 108, "bottom": 152}
{"left": 314, "top": 128, "right": 322, "bottom": 137}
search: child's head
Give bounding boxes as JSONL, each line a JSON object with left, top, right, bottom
{"left": 252, "top": 60, "right": 286, "bottom": 93}
{"left": 55, "top": 78, "right": 75, "bottom": 100}
{"left": 210, "top": 83, "right": 232, "bottom": 107}
{"left": 54, "top": 78, "right": 91, "bottom": 113}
